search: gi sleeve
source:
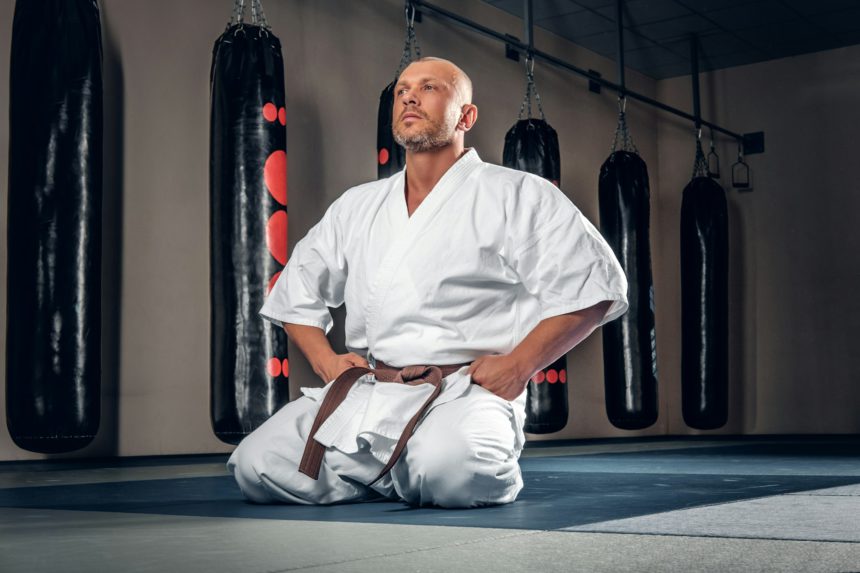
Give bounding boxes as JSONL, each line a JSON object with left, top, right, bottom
{"left": 506, "top": 176, "right": 629, "bottom": 327}
{"left": 259, "top": 202, "right": 346, "bottom": 334}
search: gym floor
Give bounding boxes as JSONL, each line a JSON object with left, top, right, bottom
{"left": 1, "top": 436, "right": 858, "bottom": 572}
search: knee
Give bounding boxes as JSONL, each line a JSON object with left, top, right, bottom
{"left": 405, "top": 434, "right": 519, "bottom": 508}
{"left": 227, "top": 437, "right": 276, "bottom": 503}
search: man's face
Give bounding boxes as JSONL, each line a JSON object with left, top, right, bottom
{"left": 392, "top": 61, "right": 465, "bottom": 153}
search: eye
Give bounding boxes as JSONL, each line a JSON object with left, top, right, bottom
{"left": 423, "top": 84, "right": 434, "bottom": 90}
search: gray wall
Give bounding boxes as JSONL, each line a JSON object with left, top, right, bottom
{"left": 0, "top": 0, "right": 855, "bottom": 461}
{"left": 655, "top": 45, "right": 860, "bottom": 434}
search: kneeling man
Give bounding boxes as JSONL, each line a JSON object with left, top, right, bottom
{"left": 227, "top": 57, "right": 629, "bottom": 508}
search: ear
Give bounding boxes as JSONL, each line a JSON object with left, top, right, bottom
{"left": 457, "top": 103, "right": 478, "bottom": 132}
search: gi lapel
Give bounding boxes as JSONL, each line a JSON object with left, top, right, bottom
{"left": 364, "top": 149, "right": 483, "bottom": 355}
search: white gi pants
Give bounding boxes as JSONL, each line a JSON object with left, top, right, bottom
{"left": 227, "top": 367, "right": 528, "bottom": 508}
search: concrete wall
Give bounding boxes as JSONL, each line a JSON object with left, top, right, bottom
{"left": 1, "top": 0, "right": 856, "bottom": 461}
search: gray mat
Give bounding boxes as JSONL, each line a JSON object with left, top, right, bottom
{"left": 565, "top": 491, "right": 860, "bottom": 543}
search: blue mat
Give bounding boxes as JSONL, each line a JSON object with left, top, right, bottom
{"left": 2, "top": 443, "right": 859, "bottom": 530}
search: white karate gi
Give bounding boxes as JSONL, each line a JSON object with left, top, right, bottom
{"left": 227, "top": 148, "right": 628, "bottom": 508}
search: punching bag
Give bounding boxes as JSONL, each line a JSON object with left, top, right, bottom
{"left": 502, "top": 64, "right": 567, "bottom": 434}
{"left": 210, "top": 3, "right": 289, "bottom": 444}
{"left": 598, "top": 105, "right": 658, "bottom": 430}
{"left": 681, "top": 147, "right": 728, "bottom": 430}
{"left": 377, "top": 82, "right": 406, "bottom": 179}
{"left": 377, "top": 3, "right": 419, "bottom": 179}
{"left": 6, "top": 0, "right": 103, "bottom": 453}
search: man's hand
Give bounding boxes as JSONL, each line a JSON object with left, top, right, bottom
{"left": 467, "top": 354, "right": 530, "bottom": 401}
{"left": 283, "top": 323, "right": 369, "bottom": 385}
{"left": 317, "top": 352, "right": 369, "bottom": 384}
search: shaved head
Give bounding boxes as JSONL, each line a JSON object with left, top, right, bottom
{"left": 404, "top": 57, "right": 473, "bottom": 106}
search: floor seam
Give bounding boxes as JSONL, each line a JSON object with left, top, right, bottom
{"left": 788, "top": 493, "right": 860, "bottom": 497}
{"left": 553, "top": 487, "right": 858, "bottom": 531}
{"left": 556, "top": 529, "right": 860, "bottom": 544}
{"left": 263, "top": 529, "right": 549, "bottom": 572}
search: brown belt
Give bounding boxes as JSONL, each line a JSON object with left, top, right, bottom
{"left": 297, "top": 360, "right": 470, "bottom": 486}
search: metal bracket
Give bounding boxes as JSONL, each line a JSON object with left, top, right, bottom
{"left": 505, "top": 34, "right": 520, "bottom": 61}
{"left": 743, "top": 131, "right": 764, "bottom": 155}
{"left": 588, "top": 69, "right": 602, "bottom": 94}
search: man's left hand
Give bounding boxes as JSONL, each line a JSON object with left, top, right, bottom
{"left": 467, "top": 354, "right": 530, "bottom": 401}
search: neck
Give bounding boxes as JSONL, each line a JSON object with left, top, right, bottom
{"left": 404, "top": 141, "right": 467, "bottom": 199}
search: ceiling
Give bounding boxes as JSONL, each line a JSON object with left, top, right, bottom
{"left": 481, "top": 0, "right": 860, "bottom": 79}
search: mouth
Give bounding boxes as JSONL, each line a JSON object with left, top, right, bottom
{"left": 400, "top": 112, "right": 424, "bottom": 121}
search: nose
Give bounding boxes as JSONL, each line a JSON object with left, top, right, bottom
{"left": 399, "top": 87, "right": 419, "bottom": 106}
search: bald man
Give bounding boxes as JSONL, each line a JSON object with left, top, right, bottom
{"left": 227, "top": 57, "right": 628, "bottom": 508}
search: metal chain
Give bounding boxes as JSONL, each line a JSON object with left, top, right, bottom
{"left": 396, "top": 2, "right": 422, "bottom": 77}
{"left": 610, "top": 96, "right": 638, "bottom": 154}
{"left": 230, "top": 0, "right": 270, "bottom": 29}
{"left": 517, "top": 56, "right": 546, "bottom": 121}
{"left": 252, "top": 0, "right": 270, "bottom": 29}
{"left": 692, "top": 128, "right": 709, "bottom": 178}
{"left": 231, "top": 0, "right": 246, "bottom": 26}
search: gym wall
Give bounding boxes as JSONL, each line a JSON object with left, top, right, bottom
{"left": 655, "top": 45, "right": 860, "bottom": 435}
{"left": 0, "top": 0, "right": 855, "bottom": 461}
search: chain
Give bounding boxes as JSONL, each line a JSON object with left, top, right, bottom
{"left": 692, "top": 127, "right": 709, "bottom": 178}
{"left": 231, "top": 0, "right": 245, "bottom": 26}
{"left": 230, "top": 0, "right": 270, "bottom": 29}
{"left": 252, "top": 0, "right": 270, "bottom": 29}
{"left": 610, "top": 96, "right": 638, "bottom": 154}
{"left": 517, "top": 56, "right": 545, "bottom": 121}
{"left": 396, "top": 2, "right": 422, "bottom": 77}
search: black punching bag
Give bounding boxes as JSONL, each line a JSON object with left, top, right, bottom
{"left": 503, "top": 68, "right": 567, "bottom": 433}
{"left": 681, "top": 159, "right": 728, "bottom": 430}
{"left": 377, "top": 3, "right": 419, "bottom": 179}
{"left": 377, "top": 81, "right": 406, "bottom": 178}
{"left": 598, "top": 110, "right": 658, "bottom": 430}
{"left": 210, "top": 10, "right": 290, "bottom": 444}
{"left": 6, "top": 0, "right": 103, "bottom": 453}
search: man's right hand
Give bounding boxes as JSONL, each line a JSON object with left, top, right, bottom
{"left": 283, "top": 323, "right": 370, "bottom": 385}
{"left": 316, "top": 352, "right": 369, "bottom": 384}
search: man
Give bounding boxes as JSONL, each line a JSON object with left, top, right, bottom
{"left": 227, "top": 57, "right": 628, "bottom": 508}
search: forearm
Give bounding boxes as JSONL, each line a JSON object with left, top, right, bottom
{"left": 509, "top": 301, "right": 612, "bottom": 379}
{"left": 283, "top": 323, "right": 336, "bottom": 380}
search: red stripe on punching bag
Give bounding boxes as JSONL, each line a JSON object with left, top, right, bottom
{"left": 266, "top": 210, "right": 287, "bottom": 265}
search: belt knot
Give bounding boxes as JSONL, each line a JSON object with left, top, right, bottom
{"left": 297, "top": 359, "right": 469, "bottom": 485}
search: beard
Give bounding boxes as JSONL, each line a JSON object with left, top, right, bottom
{"left": 392, "top": 105, "right": 461, "bottom": 152}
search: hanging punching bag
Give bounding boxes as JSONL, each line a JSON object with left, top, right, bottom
{"left": 503, "top": 119, "right": 561, "bottom": 188}
{"left": 210, "top": 2, "right": 289, "bottom": 444}
{"left": 502, "top": 63, "right": 567, "bottom": 434}
{"left": 377, "top": 3, "right": 419, "bottom": 179}
{"left": 377, "top": 82, "right": 406, "bottom": 179}
{"left": 681, "top": 145, "right": 728, "bottom": 430}
{"left": 6, "top": 0, "right": 103, "bottom": 453}
{"left": 598, "top": 104, "right": 658, "bottom": 430}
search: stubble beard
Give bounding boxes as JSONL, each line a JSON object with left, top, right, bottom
{"left": 393, "top": 105, "right": 461, "bottom": 152}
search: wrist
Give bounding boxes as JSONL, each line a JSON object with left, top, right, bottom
{"left": 508, "top": 350, "right": 537, "bottom": 381}
{"left": 310, "top": 350, "right": 337, "bottom": 380}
